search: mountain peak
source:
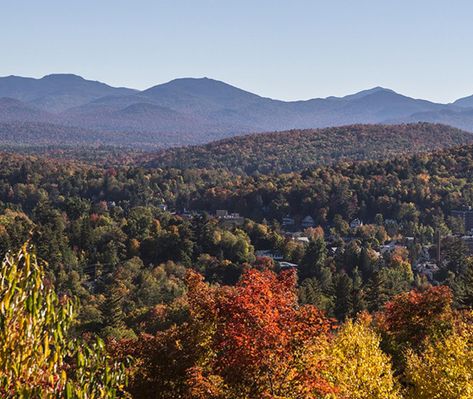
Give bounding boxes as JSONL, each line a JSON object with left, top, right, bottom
{"left": 142, "top": 76, "right": 262, "bottom": 106}
{"left": 158, "top": 76, "right": 239, "bottom": 90}
{"left": 342, "top": 86, "right": 396, "bottom": 100}
{"left": 41, "top": 73, "right": 85, "bottom": 81}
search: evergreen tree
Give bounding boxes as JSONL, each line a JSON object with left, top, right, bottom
{"left": 454, "top": 259, "right": 473, "bottom": 308}
{"left": 334, "top": 272, "right": 353, "bottom": 321}
{"left": 101, "top": 281, "right": 134, "bottom": 339}
{"left": 359, "top": 246, "right": 374, "bottom": 281}
{"left": 299, "top": 277, "right": 332, "bottom": 312}
{"left": 366, "top": 270, "right": 389, "bottom": 312}
{"left": 299, "top": 237, "right": 327, "bottom": 281}
{"left": 351, "top": 267, "right": 367, "bottom": 317}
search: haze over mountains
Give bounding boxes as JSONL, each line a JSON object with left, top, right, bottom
{"left": 1, "top": 73, "right": 473, "bottom": 147}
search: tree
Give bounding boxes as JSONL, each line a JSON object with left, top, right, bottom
{"left": 299, "top": 237, "right": 327, "bottom": 281}
{"left": 366, "top": 270, "right": 389, "bottom": 312}
{"left": 439, "top": 236, "right": 470, "bottom": 278}
{"left": 405, "top": 320, "right": 473, "bottom": 399}
{"left": 378, "top": 286, "right": 454, "bottom": 349}
{"left": 0, "top": 246, "right": 129, "bottom": 398}
{"left": 323, "top": 315, "right": 401, "bottom": 399}
{"left": 118, "top": 270, "right": 219, "bottom": 399}
{"left": 214, "top": 269, "right": 335, "bottom": 398}
{"left": 123, "top": 269, "right": 335, "bottom": 399}
{"left": 451, "top": 258, "right": 473, "bottom": 307}
{"left": 333, "top": 272, "right": 353, "bottom": 321}
{"left": 351, "top": 268, "right": 367, "bottom": 317}
{"left": 299, "top": 277, "right": 332, "bottom": 312}
{"left": 359, "top": 246, "right": 374, "bottom": 280}
{"left": 377, "top": 286, "right": 454, "bottom": 371}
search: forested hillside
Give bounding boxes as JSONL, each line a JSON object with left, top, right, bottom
{"left": 2, "top": 143, "right": 473, "bottom": 396}
{"left": 148, "top": 123, "right": 473, "bottom": 173}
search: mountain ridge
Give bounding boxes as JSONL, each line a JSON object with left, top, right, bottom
{"left": 1, "top": 74, "right": 473, "bottom": 146}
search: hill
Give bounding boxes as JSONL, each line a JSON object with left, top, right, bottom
{"left": 0, "top": 98, "right": 57, "bottom": 123}
{"left": 394, "top": 108, "right": 473, "bottom": 133}
{"left": 0, "top": 121, "right": 191, "bottom": 148}
{"left": 146, "top": 123, "right": 473, "bottom": 174}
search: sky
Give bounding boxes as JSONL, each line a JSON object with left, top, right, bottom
{"left": 1, "top": 0, "right": 473, "bottom": 103}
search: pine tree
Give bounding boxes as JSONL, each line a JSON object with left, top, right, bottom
{"left": 299, "top": 277, "right": 332, "bottom": 311}
{"left": 359, "top": 246, "right": 373, "bottom": 281}
{"left": 299, "top": 237, "right": 327, "bottom": 281}
{"left": 366, "top": 270, "right": 389, "bottom": 312}
{"left": 334, "top": 272, "right": 353, "bottom": 321}
{"left": 455, "top": 260, "right": 473, "bottom": 307}
{"left": 101, "top": 281, "right": 130, "bottom": 338}
{"left": 351, "top": 267, "right": 367, "bottom": 317}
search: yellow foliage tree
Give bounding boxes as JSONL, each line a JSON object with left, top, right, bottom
{"left": 0, "top": 245, "right": 129, "bottom": 398}
{"left": 323, "top": 316, "right": 401, "bottom": 399}
{"left": 405, "top": 320, "right": 473, "bottom": 399}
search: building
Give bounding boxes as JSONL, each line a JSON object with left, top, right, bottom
{"left": 415, "top": 261, "right": 439, "bottom": 281}
{"left": 282, "top": 216, "right": 295, "bottom": 228}
{"left": 284, "top": 231, "right": 310, "bottom": 243}
{"left": 350, "top": 218, "right": 363, "bottom": 229}
{"left": 218, "top": 212, "right": 244, "bottom": 228}
{"left": 296, "top": 236, "right": 310, "bottom": 244}
{"left": 279, "top": 261, "right": 298, "bottom": 269}
{"left": 301, "top": 215, "right": 316, "bottom": 229}
{"left": 179, "top": 209, "right": 193, "bottom": 219}
{"left": 255, "top": 250, "right": 284, "bottom": 260}
{"left": 379, "top": 241, "right": 401, "bottom": 254}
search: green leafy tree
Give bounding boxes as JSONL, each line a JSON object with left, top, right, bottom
{"left": 0, "top": 245, "right": 130, "bottom": 398}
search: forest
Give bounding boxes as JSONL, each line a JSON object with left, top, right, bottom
{"left": 2, "top": 132, "right": 473, "bottom": 397}
{"left": 147, "top": 123, "right": 473, "bottom": 174}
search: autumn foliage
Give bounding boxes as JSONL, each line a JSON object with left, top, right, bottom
{"left": 0, "top": 246, "right": 129, "bottom": 398}
{"left": 212, "top": 269, "right": 334, "bottom": 398}
{"left": 113, "top": 264, "right": 473, "bottom": 399}
{"left": 323, "top": 314, "right": 400, "bottom": 399}
{"left": 404, "top": 317, "right": 473, "bottom": 399}
{"left": 121, "top": 269, "right": 335, "bottom": 398}
{"left": 378, "top": 286, "right": 454, "bottom": 349}
{"left": 3, "top": 243, "right": 472, "bottom": 398}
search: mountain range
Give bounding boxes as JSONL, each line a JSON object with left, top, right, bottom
{"left": 1, "top": 73, "right": 473, "bottom": 147}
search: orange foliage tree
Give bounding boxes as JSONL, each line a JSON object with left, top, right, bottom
{"left": 378, "top": 286, "right": 454, "bottom": 347}
{"left": 376, "top": 285, "right": 454, "bottom": 370}
{"left": 210, "top": 269, "right": 334, "bottom": 398}
{"left": 119, "top": 269, "right": 335, "bottom": 399}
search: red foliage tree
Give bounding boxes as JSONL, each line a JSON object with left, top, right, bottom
{"left": 212, "top": 269, "right": 333, "bottom": 398}
{"left": 378, "top": 285, "right": 454, "bottom": 349}
{"left": 118, "top": 269, "right": 335, "bottom": 398}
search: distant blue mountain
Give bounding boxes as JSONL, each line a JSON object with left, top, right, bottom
{"left": 0, "top": 74, "right": 136, "bottom": 112}
{"left": 0, "top": 74, "right": 473, "bottom": 146}
{"left": 454, "top": 94, "right": 473, "bottom": 108}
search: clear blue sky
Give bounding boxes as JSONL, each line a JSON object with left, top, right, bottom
{"left": 2, "top": 0, "right": 473, "bottom": 103}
